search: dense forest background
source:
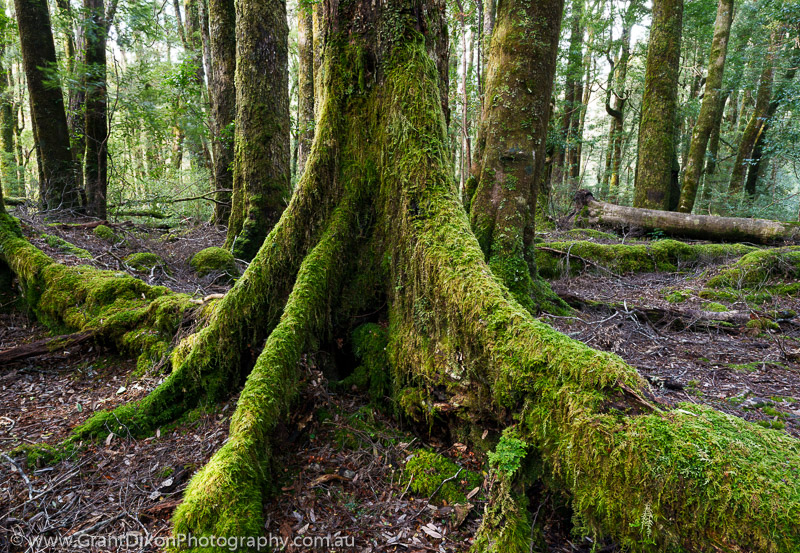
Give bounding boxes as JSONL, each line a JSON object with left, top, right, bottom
{"left": 1, "top": 0, "right": 798, "bottom": 224}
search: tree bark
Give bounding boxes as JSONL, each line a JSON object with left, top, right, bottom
{"left": 207, "top": 0, "right": 236, "bottom": 224}
{"left": 729, "top": 31, "right": 777, "bottom": 195}
{"left": 677, "top": 0, "right": 733, "bottom": 213}
{"left": 633, "top": 0, "right": 683, "bottom": 210}
{"left": 743, "top": 44, "right": 800, "bottom": 196}
{"left": 574, "top": 189, "right": 800, "bottom": 244}
{"left": 296, "top": 5, "right": 314, "bottom": 177}
{"left": 223, "top": 0, "right": 290, "bottom": 261}
{"left": 83, "top": 0, "right": 109, "bottom": 218}
{"left": 14, "top": 0, "right": 80, "bottom": 211}
{"left": 468, "top": 0, "right": 565, "bottom": 314}
{"left": 0, "top": 0, "right": 19, "bottom": 198}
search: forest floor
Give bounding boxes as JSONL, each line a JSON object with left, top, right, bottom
{"left": 1, "top": 211, "right": 798, "bottom": 552}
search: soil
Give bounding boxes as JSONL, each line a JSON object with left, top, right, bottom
{"left": 1, "top": 213, "right": 798, "bottom": 552}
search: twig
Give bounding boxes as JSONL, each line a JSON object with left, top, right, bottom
{"left": 2, "top": 453, "right": 34, "bottom": 500}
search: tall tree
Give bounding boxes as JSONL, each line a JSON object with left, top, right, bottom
{"left": 223, "top": 0, "right": 290, "bottom": 260}
{"left": 633, "top": 0, "right": 683, "bottom": 210}
{"left": 14, "top": 0, "right": 80, "bottom": 211}
{"left": 677, "top": 0, "right": 733, "bottom": 213}
{"left": 207, "top": 0, "right": 236, "bottom": 224}
{"left": 83, "top": 0, "right": 109, "bottom": 218}
{"left": 296, "top": 4, "right": 314, "bottom": 177}
{"left": 0, "top": 0, "right": 19, "bottom": 198}
{"left": 743, "top": 42, "right": 800, "bottom": 196}
{"left": 728, "top": 30, "right": 777, "bottom": 195}
{"left": 468, "top": 0, "right": 565, "bottom": 313}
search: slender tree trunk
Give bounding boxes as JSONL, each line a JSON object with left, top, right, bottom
{"left": 743, "top": 45, "right": 800, "bottom": 196}
{"left": 223, "top": 0, "right": 290, "bottom": 261}
{"left": 564, "top": 1, "right": 583, "bottom": 189}
{"left": 633, "top": 0, "right": 683, "bottom": 210}
{"left": 698, "top": 90, "right": 728, "bottom": 207}
{"left": 677, "top": 0, "right": 733, "bottom": 213}
{"left": 468, "top": 0, "right": 565, "bottom": 314}
{"left": 83, "top": 0, "right": 108, "bottom": 218}
{"left": 0, "top": 0, "right": 18, "bottom": 198}
{"left": 208, "top": 0, "right": 236, "bottom": 224}
{"left": 296, "top": 5, "right": 314, "bottom": 177}
{"left": 729, "top": 31, "right": 777, "bottom": 195}
{"left": 14, "top": 0, "right": 80, "bottom": 211}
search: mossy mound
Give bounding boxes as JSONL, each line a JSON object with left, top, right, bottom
{"left": 566, "top": 228, "right": 618, "bottom": 240}
{"left": 664, "top": 290, "right": 690, "bottom": 303}
{"left": 93, "top": 224, "right": 121, "bottom": 243}
{"left": 125, "top": 252, "right": 164, "bottom": 271}
{"left": 402, "top": 449, "right": 483, "bottom": 504}
{"left": 702, "top": 301, "right": 728, "bottom": 312}
{"left": 706, "top": 247, "right": 800, "bottom": 289}
{"left": 189, "top": 247, "right": 238, "bottom": 278}
{"left": 43, "top": 234, "right": 93, "bottom": 259}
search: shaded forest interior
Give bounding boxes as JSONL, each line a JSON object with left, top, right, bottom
{"left": 1, "top": 0, "right": 800, "bottom": 551}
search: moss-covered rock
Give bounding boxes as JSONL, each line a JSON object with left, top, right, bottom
{"left": 124, "top": 252, "right": 164, "bottom": 272}
{"left": 93, "top": 224, "right": 120, "bottom": 243}
{"left": 189, "top": 246, "right": 238, "bottom": 278}
{"left": 402, "top": 449, "right": 483, "bottom": 504}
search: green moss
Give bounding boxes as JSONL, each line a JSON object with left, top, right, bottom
{"left": 337, "top": 323, "right": 390, "bottom": 404}
{"left": 93, "top": 224, "right": 120, "bottom": 243}
{"left": 402, "top": 449, "right": 483, "bottom": 504}
{"left": 124, "top": 252, "right": 164, "bottom": 271}
{"left": 664, "top": 290, "right": 690, "bottom": 303}
{"left": 43, "top": 234, "right": 92, "bottom": 259}
{"left": 566, "top": 228, "right": 618, "bottom": 240}
{"left": 702, "top": 301, "right": 727, "bottom": 312}
{"left": 746, "top": 319, "right": 779, "bottom": 331}
{"left": 189, "top": 247, "right": 238, "bottom": 278}
{"left": 535, "top": 239, "right": 756, "bottom": 278}
{"left": 706, "top": 247, "right": 800, "bottom": 289}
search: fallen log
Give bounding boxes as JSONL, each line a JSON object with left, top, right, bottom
{"left": 571, "top": 189, "right": 800, "bottom": 244}
{"left": 0, "top": 331, "right": 95, "bottom": 365}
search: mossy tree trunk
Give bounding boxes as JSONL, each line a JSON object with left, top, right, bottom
{"left": 207, "top": 0, "right": 235, "bottom": 224}
{"left": 14, "top": 0, "right": 80, "bottom": 212}
{"left": 223, "top": 0, "right": 290, "bottom": 261}
{"left": 83, "top": 0, "right": 109, "bottom": 219}
{"left": 0, "top": 0, "right": 19, "bottom": 198}
{"left": 467, "top": 0, "right": 566, "bottom": 314}
{"left": 7, "top": 0, "right": 800, "bottom": 550}
{"left": 728, "top": 30, "right": 777, "bottom": 195}
{"left": 676, "top": 0, "right": 733, "bottom": 213}
{"left": 742, "top": 44, "right": 799, "bottom": 197}
{"left": 633, "top": 0, "right": 682, "bottom": 210}
{"left": 296, "top": 4, "right": 314, "bottom": 177}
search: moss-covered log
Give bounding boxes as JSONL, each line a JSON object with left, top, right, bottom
{"left": 573, "top": 189, "right": 800, "bottom": 244}
{"left": 536, "top": 239, "right": 756, "bottom": 278}
{"left": 0, "top": 213, "right": 197, "bottom": 374}
{"left": 6, "top": 0, "right": 800, "bottom": 551}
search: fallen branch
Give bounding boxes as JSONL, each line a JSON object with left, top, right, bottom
{"left": 570, "top": 189, "right": 800, "bottom": 244}
{"left": 0, "top": 331, "right": 96, "bottom": 365}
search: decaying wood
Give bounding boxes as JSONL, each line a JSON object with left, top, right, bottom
{"left": 558, "top": 291, "right": 767, "bottom": 331}
{"left": 570, "top": 189, "right": 800, "bottom": 244}
{"left": 0, "top": 331, "right": 96, "bottom": 365}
